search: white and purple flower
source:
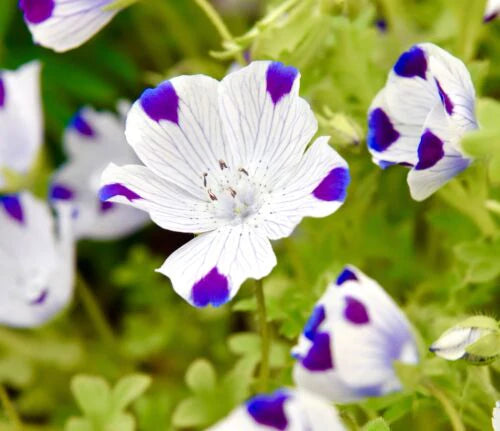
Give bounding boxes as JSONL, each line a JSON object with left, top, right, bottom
{"left": 50, "top": 104, "right": 149, "bottom": 240}
{"left": 292, "top": 266, "right": 419, "bottom": 403}
{"left": 367, "top": 43, "right": 477, "bottom": 201}
{"left": 19, "top": 0, "right": 121, "bottom": 53}
{"left": 207, "top": 388, "right": 346, "bottom": 431}
{"left": 99, "top": 61, "right": 350, "bottom": 307}
{"left": 0, "top": 61, "right": 42, "bottom": 188}
{"left": 485, "top": 0, "right": 500, "bottom": 22}
{"left": 0, "top": 192, "right": 74, "bottom": 327}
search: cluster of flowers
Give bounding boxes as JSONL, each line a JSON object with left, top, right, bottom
{"left": 0, "top": 0, "right": 497, "bottom": 429}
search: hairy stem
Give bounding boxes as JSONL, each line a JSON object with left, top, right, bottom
{"left": 0, "top": 384, "right": 22, "bottom": 430}
{"left": 255, "top": 279, "right": 270, "bottom": 392}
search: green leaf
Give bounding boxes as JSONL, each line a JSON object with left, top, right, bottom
{"left": 228, "top": 333, "right": 260, "bottom": 356}
{"left": 476, "top": 98, "right": 500, "bottom": 131}
{"left": 363, "top": 417, "right": 391, "bottom": 431}
{"left": 105, "top": 413, "right": 135, "bottom": 431}
{"left": 185, "top": 359, "right": 217, "bottom": 394}
{"left": 393, "top": 362, "right": 421, "bottom": 391}
{"left": 71, "top": 375, "right": 111, "bottom": 420}
{"left": 65, "top": 418, "right": 93, "bottom": 431}
{"left": 467, "top": 259, "right": 500, "bottom": 283}
{"left": 171, "top": 397, "right": 214, "bottom": 428}
{"left": 111, "top": 374, "right": 151, "bottom": 412}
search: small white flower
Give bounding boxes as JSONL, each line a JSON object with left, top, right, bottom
{"left": 19, "top": 0, "right": 122, "bottom": 52}
{"left": 485, "top": 0, "right": 500, "bottom": 22}
{"left": 367, "top": 43, "right": 477, "bottom": 201}
{"left": 100, "top": 61, "right": 350, "bottom": 307}
{"left": 292, "top": 266, "right": 419, "bottom": 403}
{"left": 50, "top": 104, "right": 148, "bottom": 240}
{"left": 0, "top": 61, "right": 42, "bottom": 188}
{"left": 207, "top": 388, "right": 346, "bottom": 431}
{"left": 493, "top": 401, "right": 500, "bottom": 431}
{"left": 0, "top": 192, "right": 74, "bottom": 327}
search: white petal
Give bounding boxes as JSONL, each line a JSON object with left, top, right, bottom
{"left": 157, "top": 225, "right": 276, "bottom": 307}
{"left": 0, "top": 61, "right": 42, "bottom": 175}
{"left": 20, "top": 0, "right": 119, "bottom": 52}
{"left": 429, "top": 327, "right": 489, "bottom": 361}
{"left": 125, "top": 75, "right": 230, "bottom": 199}
{"left": 260, "top": 137, "right": 349, "bottom": 240}
{"left": 485, "top": 0, "right": 500, "bottom": 21}
{"left": 0, "top": 193, "right": 74, "bottom": 327}
{"left": 100, "top": 163, "right": 218, "bottom": 234}
{"left": 218, "top": 61, "right": 317, "bottom": 182}
{"left": 493, "top": 401, "right": 500, "bottom": 431}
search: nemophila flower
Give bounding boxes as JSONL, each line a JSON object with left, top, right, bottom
{"left": 207, "top": 388, "right": 346, "bottom": 431}
{"left": 99, "top": 61, "right": 350, "bottom": 307}
{"left": 0, "top": 61, "right": 42, "bottom": 188}
{"left": 19, "top": 0, "right": 121, "bottom": 52}
{"left": 292, "top": 266, "right": 419, "bottom": 403}
{"left": 367, "top": 43, "right": 477, "bottom": 201}
{"left": 0, "top": 192, "right": 74, "bottom": 327}
{"left": 493, "top": 402, "right": 500, "bottom": 431}
{"left": 50, "top": 104, "right": 149, "bottom": 240}
{"left": 485, "top": 0, "right": 500, "bottom": 22}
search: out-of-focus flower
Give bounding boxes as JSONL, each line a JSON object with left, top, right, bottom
{"left": 0, "top": 192, "right": 74, "bottom": 327}
{"left": 485, "top": 0, "right": 500, "bottom": 22}
{"left": 207, "top": 388, "right": 346, "bottom": 431}
{"left": 367, "top": 43, "right": 477, "bottom": 201}
{"left": 100, "top": 61, "right": 350, "bottom": 307}
{"left": 493, "top": 401, "right": 500, "bottom": 431}
{"left": 429, "top": 316, "right": 499, "bottom": 364}
{"left": 292, "top": 265, "right": 419, "bottom": 403}
{"left": 50, "top": 104, "right": 148, "bottom": 240}
{"left": 19, "top": 0, "right": 122, "bottom": 52}
{"left": 0, "top": 62, "right": 42, "bottom": 189}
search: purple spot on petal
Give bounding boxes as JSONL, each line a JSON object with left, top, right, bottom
{"left": 31, "top": 289, "right": 48, "bottom": 305}
{"left": 312, "top": 167, "right": 350, "bottom": 202}
{"left": 99, "top": 183, "right": 141, "bottom": 202}
{"left": 246, "top": 390, "right": 289, "bottom": 430}
{"left": 69, "top": 111, "right": 95, "bottom": 137}
{"left": 140, "top": 80, "right": 179, "bottom": 123}
{"left": 0, "top": 195, "right": 24, "bottom": 224}
{"left": 415, "top": 130, "right": 444, "bottom": 170}
{"left": 301, "top": 332, "right": 334, "bottom": 371}
{"left": 304, "top": 305, "right": 326, "bottom": 340}
{"left": 19, "top": 0, "right": 54, "bottom": 24}
{"left": 191, "top": 267, "right": 230, "bottom": 307}
{"left": 336, "top": 267, "right": 358, "bottom": 285}
{"left": 266, "top": 62, "right": 298, "bottom": 104}
{"left": 376, "top": 18, "right": 387, "bottom": 32}
{"left": 100, "top": 200, "right": 115, "bottom": 212}
{"left": 50, "top": 184, "right": 74, "bottom": 201}
{"left": 368, "top": 108, "right": 400, "bottom": 152}
{"left": 344, "top": 296, "right": 370, "bottom": 325}
{"left": 0, "top": 78, "right": 5, "bottom": 108}
{"left": 394, "top": 46, "right": 427, "bottom": 79}
{"left": 484, "top": 12, "right": 498, "bottom": 22}
{"left": 435, "top": 79, "right": 454, "bottom": 115}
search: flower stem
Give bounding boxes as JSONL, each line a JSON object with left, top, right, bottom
{"left": 424, "top": 380, "right": 465, "bottom": 431}
{"left": 0, "top": 384, "right": 22, "bottom": 430}
{"left": 255, "top": 279, "right": 270, "bottom": 392}
{"left": 76, "top": 273, "right": 116, "bottom": 348}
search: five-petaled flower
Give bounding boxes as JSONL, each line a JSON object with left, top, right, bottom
{"left": 0, "top": 61, "right": 42, "bottom": 189}
{"left": 99, "top": 61, "right": 350, "bottom": 308}
{"left": 367, "top": 43, "right": 477, "bottom": 201}
{"left": 292, "top": 266, "right": 419, "bottom": 402}
{"left": 0, "top": 192, "right": 74, "bottom": 327}
{"left": 19, "top": 0, "right": 122, "bottom": 52}
{"left": 50, "top": 104, "right": 149, "bottom": 240}
{"left": 207, "top": 388, "right": 346, "bottom": 431}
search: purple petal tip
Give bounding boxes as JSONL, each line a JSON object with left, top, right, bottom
{"left": 140, "top": 80, "right": 179, "bottom": 124}
{"left": 246, "top": 391, "right": 289, "bottom": 430}
{"left": 394, "top": 46, "right": 427, "bottom": 79}
{"left": 336, "top": 267, "right": 358, "bottom": 285}
{"left": 415, "top": 130, "right": 444, "bottom": 170}
{"left": 344, "top": 296, "right": 370, "bottom": 325}
{"left": 266, "top": 62, "right": 298, "bottom": 104}
{"left": 50, "top": 184, "right": 74, "bottom": 201}
{"left": 69, "top": 111, "right": 95, "bottom": 137}
{"left": 301, "top": 332, "right": 334, "bottom": 371}
{"left": 19, "top": 0, "right": 54, "bottom": 24}
{"left": 191, "top": 267, "right": 230, "bottom": 307}
{"left": 0, "top": 195, "right": 24, "bottom": 224}
{"left": 312, "top": 167, "right": 350, "bottom": 202}
{"left": 99, "top": 183, "right": 141, "bottom": 202}
{"left": 368, "top": 108, "right": 400, "bottom": 152}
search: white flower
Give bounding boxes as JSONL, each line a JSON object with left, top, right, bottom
{"left": 493, "top": 401, "right": 500, "bottom": 431}
{"left": 207, "top": 388, "right": 346, "bottom": 431}
{"left": 292, "top": 266, "right": 419, "bottom": 403}
{"left": 485, "top": 0, "right": 500, "bottom": 22}
{"left": 367, "top": 43, "right": 477, "bottom": 201}
{"left": 0, "top": 192, "right": 74, "bottom": 327}
{"left": 50, "top": 104, "right": 149, "bottom": 240}
{"left": 100, "top": 61, "right": 350, "bottom": 307}
{"left": 0, "top": 61, "right": 42, "bottom": 188}
{"left": 19, "top": 0, "right": 121, "bottom": 52}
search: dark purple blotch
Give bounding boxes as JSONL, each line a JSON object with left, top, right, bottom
{"left": 344, "top": 296, "right": 370, "bottom": 325}
{"left": 266, "top": 62, "right": 298, "bottom": 104}
{"left": 30, "top": 289, "right": 48, "bottom": 305}
{"left": 304, "top": 305, "right": 326, "bottom": 341}
{"left": 415, "top": 130, "right": 444, "bottom": 170}
{"left": 140, "top": 80, "right": 179, "bottom": 124}
{"left": 484, "top": 12, "right": 498, "bottom": 23}
{"left": 394, "top": 46, "right": 427, "bottom": 79}
{"left": 0, "top": 195, "right": 24, "bottom": 224}
{"left": 191, "top": 267, "right": 230, "bottom": 307}
{"left": 312, "top": 167, "right": 350, "bottom": 202}
{"left": 376, "top": 18, "right": 387, "bottom": 32}
{"left": 0, "top": 78, "right": 5, "bottom": 108}
{"left": 69, "top": 111, "right": 95, "bottom": 137}
{"left": 19, "top": 0, "right": 54, "bottom": 24}
{"left": 100, "top": 200, "right": 115, "bottom": 212}
{"left": 336, "top": 267, "right": 358, "bottom": 286}
{"left": 50, "top": 184, "right": 74, "bottom": 201}
{"left": 368, "top": 108, "right": 400, "bottom": 152}
{"left": 435, "top": 79, "right": 454, "bottom": 115}
{"left": 99, "top": 183, "right": 141, "bottom": 202}
{"left": 301, "top": 332, "right": 334, "bottom": 372}
{"left": 246, "top": 390, "right": 289, "bottom": 430}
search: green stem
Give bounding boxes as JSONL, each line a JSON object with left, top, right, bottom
{"left": 255, "top": 279, "right": 270, "bottom": 392}
{"left": 76, "top": 273, "right": 116, "bottom": 348}
{"left": 0, "top": 384, "right": 22, "bottom": 430}
{"left": 425, "top": 381, "right": 465, "bottom": 431}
